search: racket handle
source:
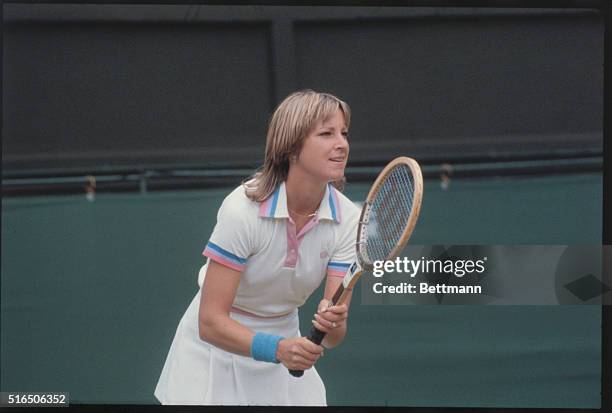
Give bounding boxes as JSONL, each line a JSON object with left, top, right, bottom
{"left": 288, "top": 369, "right": 304, "bottom": 377}
{"left": 288, "top": 326, "right": 326, "bottom": 377}
{"left": 288, "top": 284, "right": 349, "bottom": 377}
{"left": 308, "top": 325, "right": 327, "bottom": 345}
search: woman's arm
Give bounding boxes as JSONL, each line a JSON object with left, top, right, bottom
{"left": 311, "top": 275, "right": 352, "bottom": 349}
{"left": 198, "top": 260, "right": 324, "bottom": 369}
{"left": 198, "top": 260, "right": 254, "bottom": 355}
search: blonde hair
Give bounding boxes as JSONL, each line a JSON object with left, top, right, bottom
{"left": 244, "top": 90, "right": 351, "bottom": 202}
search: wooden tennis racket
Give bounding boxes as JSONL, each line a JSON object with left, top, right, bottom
{"left": 289, "top": 156, "right": 423, "bottom": 377}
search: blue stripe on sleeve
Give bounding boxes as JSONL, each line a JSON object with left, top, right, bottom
{"left": 328, "top": 261, "right": 351, "bottom": 270}
{"left": 206, "top": 241, "right": 248, "bottom": 264}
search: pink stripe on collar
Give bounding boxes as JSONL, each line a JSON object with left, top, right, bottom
{"left": 259, "top": 197, "right": 271, "bottom": 217}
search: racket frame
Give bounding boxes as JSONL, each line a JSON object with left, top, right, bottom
{"left": 340, "top": 156, "right": 423, "bottom": 302}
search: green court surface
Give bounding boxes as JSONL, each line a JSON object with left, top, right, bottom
{"left": 1, "top": 173, "right": 602, "bottom": 406}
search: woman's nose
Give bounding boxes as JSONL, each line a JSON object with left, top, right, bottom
{"left": 335, "top": 133, "right": 349, "bottom": 149}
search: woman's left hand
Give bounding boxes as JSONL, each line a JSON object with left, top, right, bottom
{"left": 312, "top": 299, "right": 348, "bottom": 334}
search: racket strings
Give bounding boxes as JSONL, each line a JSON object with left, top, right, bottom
{"left": 364, "top": 164, "right": 415, "bottom": 264}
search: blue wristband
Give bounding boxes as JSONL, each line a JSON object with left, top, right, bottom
{"left": 251, "top": 332, "right": 284, "bottom": 363}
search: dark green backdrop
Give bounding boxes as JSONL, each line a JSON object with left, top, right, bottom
{"left": 1, "top": 173, "right": 601, "bottom": 407}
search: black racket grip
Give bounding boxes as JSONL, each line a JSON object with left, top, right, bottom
{"left": 288, "top": 326, "right": 326, "bottom": 377}
{"left": 288, "top": 285, "right": 346, "bottom": 377}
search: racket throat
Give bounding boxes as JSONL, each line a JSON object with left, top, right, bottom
{"left": 333, "top": 261, "right": 362, "bottom": 305}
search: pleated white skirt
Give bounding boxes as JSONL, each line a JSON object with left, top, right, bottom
{"left": 154, "top": 291, "right": 326, "bottom": 406}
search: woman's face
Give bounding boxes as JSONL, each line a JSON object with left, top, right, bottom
{"left": 293, "top": 108, "right": 349, "bottom": 184}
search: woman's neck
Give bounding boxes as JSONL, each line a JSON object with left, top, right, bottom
{"left": 285, "top": 170, "right": 326, "bottom": 215}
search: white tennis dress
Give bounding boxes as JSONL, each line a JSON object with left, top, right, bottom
{"left": 154, "top": 182, "right": 359, "bottom": 406}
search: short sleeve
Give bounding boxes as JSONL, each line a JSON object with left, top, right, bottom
{"left": 202, "top": 188, "right": 256, "bottom": 272}
{"left": 327, "top": 206, "right": 359, "bottom": 278}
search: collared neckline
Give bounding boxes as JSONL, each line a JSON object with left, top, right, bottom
{"left": 258, "top": 182, "right": 342, "bottom": 223}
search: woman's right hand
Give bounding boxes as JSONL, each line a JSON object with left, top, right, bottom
{"left": 276, "top": 337, "right": 324, "bottom": 370}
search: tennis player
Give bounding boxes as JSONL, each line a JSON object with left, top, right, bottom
{"left": 154, "top": 90, "right": 360, "bottom": 405}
